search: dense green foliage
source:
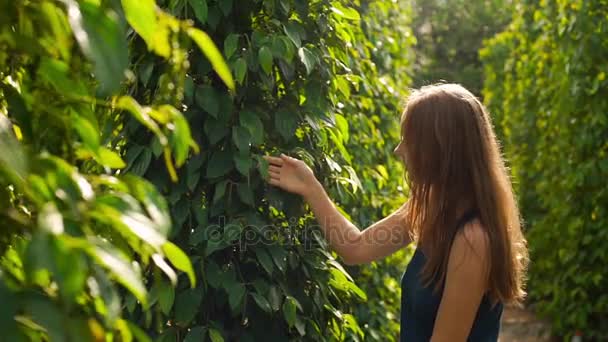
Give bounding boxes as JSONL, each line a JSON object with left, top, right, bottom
{"left": 121, "top": 0, "right": 414, "bottom": 340}
{"left": 481, "top": 0, "right": 608, "bottom": 338}
{"left": 0, "top": 0, "right": 231, "bottom": 340}
{"left": 410, "top": 0, "right": 512, "bottom": 95}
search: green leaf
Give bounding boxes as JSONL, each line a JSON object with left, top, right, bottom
{"left": 205, "top": 237, "right": 228, "bottom": 256}
{"left": 213, "top": 180, "right": 228, "bottom": 204}
{"left": 239, "top": 111, "right": 264, "bottom": 145}
{"left": 223, "top": 221, "right": 243, "bottom": 243}
{"left": 37, "top": 58, "right": 82, "bottom": 95}
{"left": 254, "top": 248, "right": 274, "bottom": 275}
{"left": 208, "top": 329, "right": 224, "bottom": 342}
{"left": 206, "top": 150, "right": 233, "bottom": 178}
{"left": 234, "top": 58, "right": 247, "bottom": 84}
{"left": 174, "top": 288, "right": 203, "bottom": 325}
{"left": 187, "top": 28, "right": 235, "bottom": 91}
{"left": 267, "top": 245, "right": 287, "bottom": 273}
{"left": 157, "top": 280, "right": 175, "bottom": 315}
{"left": 255, "top": 154, "right": 269, "bottom": 179}
{"left": 66, "top": 1, "right": 128, "bottom": 96}
{"left": 152, "top": 254, "right": 177, "bottom": 286}
{"left": 282, "top": 296, "right": 297, "bottom": 327}
{"left": 204, "top": 117, "right": 229, "bottom": 144}
{"left": 250, "top": 292, "right": 272, "bottom": 313}
{"left": 268, "top": 286, "right": 281, "bottom": 311}
{"left": 195, "top": 85, "right": 220, "bottom": 118}
{"left": 126, "top": 321, "right": 152, "bottom": 342}
{"left": 205, "top": 261, "right": 222, "bottom": 288}
{"left": 225, "top": 281, "right": 245, "bottom": 312}
{"left": 121, "top": 0, "right": 159, "bottom": 53}
{"left": 158, "top": 105, "right": 198, "bottom": 166}
{"left": 38, "top": 203, "right": 64, "bottom": 235}
{"left": 328, "top": 268, "right": 367, "bottom": 301}
{"left": 0, "top": 116, "right": 27, "bottom": 185}
{"left": 232, "top": 126, "right": 251, "bottom": 151}
{"left": 25, "top": 297, "right": 65, "bottom": 341}
{"left": 224, "top": 34, "right": 238, "bottom": 59}
{"left": 258, "top": 46, "right": 273, "bottom": 74}
{"left": 188, "top": 0, "right": 208, "bottom": 24}
{"left": 117, "top": 96, "right": 166, "bottom": 145}
{"left": 96, "top": 147, "right": 126, "bottom": 168}
{"left": 233, "top": 152, "right": 252, "bottom": 176}
{"left": 89, "top": 243, "right": 147, "bottom": 305}
{"left": 283, "top": 22, "right": 302, "bottom": 48}
{"left": 72, "top": 115, "right": 100, "bottom": 151}
{"left": 237, "top": 183, "right": 254, "bottom": 206}
{"left": 330, "top": 4, "right": 360, "bottom": 21}
{"left": 184, "top": 326, "right": 206, "bottom": 342}
{"left": 274, "top": 111, "right": 299, "bottom": 141}
{"left": 219, "top": 0, "right": 233, "bottom": 15}
{"left": 298, "top": 47, "right": 317, "bottom": 75}
{"left": 122, "top": 175, "right": 172, "bottom": 236}
{"left": 162, "top": 242, "right": 196, "bottom": 287}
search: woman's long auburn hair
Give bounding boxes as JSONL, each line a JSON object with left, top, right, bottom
{"left": 397, "top": 83, "right": 528, "bottom": 305}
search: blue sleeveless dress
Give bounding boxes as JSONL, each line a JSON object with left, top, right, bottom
{"left": 400, "top": 211, "right": 503, "bottom": 341}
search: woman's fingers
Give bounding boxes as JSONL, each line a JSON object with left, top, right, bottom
{"left": 263, "top": 155, "right": 283, "bottom": 166}
{"left": 269, "top": 178, "right": 280, "bottom": 186}
{"left": 268, "top": 165, "right": 281, "bottom": 173}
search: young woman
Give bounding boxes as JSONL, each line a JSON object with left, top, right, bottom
{"left": 263, "top": 83, "right": 528, "bottom": 341}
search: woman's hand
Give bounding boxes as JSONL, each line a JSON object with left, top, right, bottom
{"left": 263, "top": 154, "right": 319, "bottom": 198}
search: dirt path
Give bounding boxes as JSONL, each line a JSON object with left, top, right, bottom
{"left": 500, "top": 305, "right": 555, "bottom": 342}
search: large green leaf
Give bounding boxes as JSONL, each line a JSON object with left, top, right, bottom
{"left": 282, "top": 296, "right": 297, "bottom": 327}
{"left": 162, "top": 242, "right": 196, "bottom": 287}
{"left": 66, "top": 1, "right": 128, "bottom": 96}
{"left": 157, "top": 280, "right": 175, "bottom": 315}
{"left": 89, "top": 242, "right": 147, "bottom": 305}
{"left": 188, "top": 0, "right": 208, "bottom": 24}
{"left": 274, "top": 111, "right": 299, "bottom": 141}
{"left": 208, "top": 329, "right": 224, "bottom": 342}
{"left": 174, "top": 288, "right": 203, "bottom": 325}
{"left": 206, "top": 150, "right": 233, "bottom": 178}
{"left": 232, "top": 126, "right": 251, "bottom": 151}
{"left": 195, "top": 85, "right": 220, "bottom": 118}
{"left": 184, "top": 326, "right": 206, "bottom": 342}
{"left": 121, "top": 0, "right": 168, "bottom": 56}
{"left": 187, "top": 28, "right": 235, "bottom": 91}
{"left": 233, "top": 58, "right": 247, "bottom": 84}
{"left": 225, "top": 281, "right": 245, "bottom": 312}
{"left": 223, "top": 34, "right": 238, "bottom": 59}
{"left": 258, "top": 46, "right": 273, "bottom": 74}
{"left": 298, "top": 47, "right": 317, "bottom": 75}
{"left": 0, "top": 115, "right": 27, "bottom": 185}
{"left": 250, "top": 292, "right": 272, "bottom": 313}
{"left": 254, "top": 247, "right": 274, "bottom": 275}
{"left": 239, "top": 111, "right": 264, "bottom": 145}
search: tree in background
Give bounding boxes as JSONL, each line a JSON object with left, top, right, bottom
{"left": 410, "top": 0, "right": 512, "bottom": 96}
{"left": 481, "top": 0, "right": 608, "bottom": 339}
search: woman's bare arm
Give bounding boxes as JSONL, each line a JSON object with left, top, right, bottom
{"left": 430, "top": 220, "right": 490, "bottom": 341}
{"left": 264, "top": 154, "right": 411, "bottom": 265}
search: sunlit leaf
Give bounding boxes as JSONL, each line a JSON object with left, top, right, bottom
{"left": 187, "top": 27, "right": 235, "bottom": 91}
{"left": 66, "top": 1, "right": 128, "bottom": 95}
{"left": 258, "top": 46, "right": 273, "bottom": 74}
{"left": 162, "top": 242, "right": 196, "bottom": 287}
